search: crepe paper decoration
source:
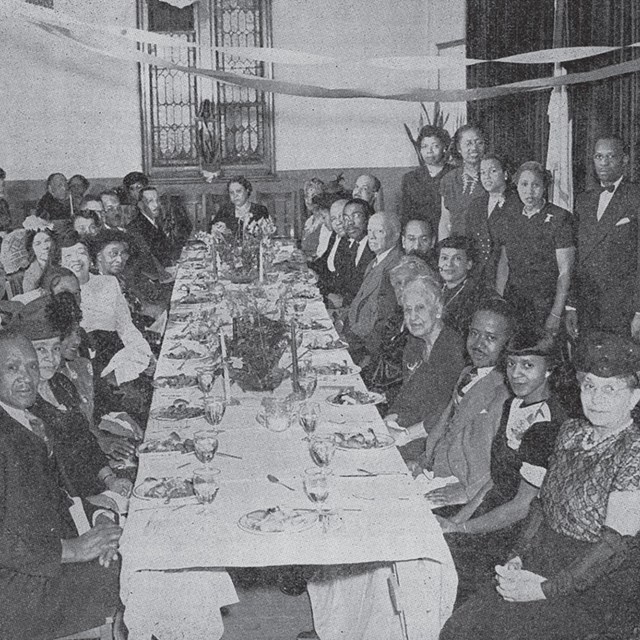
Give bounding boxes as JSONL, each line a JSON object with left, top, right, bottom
{"left": 7, "top": 0, "right": 640, "bottom": 104}
{"left": 5, "top": 0, "right": 640, "bottom": 71}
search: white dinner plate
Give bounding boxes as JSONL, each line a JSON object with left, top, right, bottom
{"left": 238, "top": 508, "right": 318, "bottom": 534}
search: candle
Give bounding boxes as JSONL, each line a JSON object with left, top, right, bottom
{"left": 69, "top": 193, "right": 74, "bottom": 216}
{"left": 259, "top": 241, "right": 264, "bottom": 283}
{"left": 216, "top": 249, "right": 222, "bottom": 275}
{"left": 290, "top": 319, "right": 300, "bottom": 393}
{"left": 219, "top": 328, "right": 232, "bottom": 402}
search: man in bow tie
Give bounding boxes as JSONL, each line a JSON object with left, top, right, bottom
{"left": 565, "top": 137, "right": 640, "bottom": 338}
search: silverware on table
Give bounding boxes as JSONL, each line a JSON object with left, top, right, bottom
{"left": 267, "top": 474, "right": 296, "bottom": 491}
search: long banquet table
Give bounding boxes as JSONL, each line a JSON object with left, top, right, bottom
{"left": 119, "top": 243, "right": 457, "bottom": 640}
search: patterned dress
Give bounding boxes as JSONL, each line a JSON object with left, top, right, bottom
{"left": 442, "top": 418, "right": 640, "bottom": 640}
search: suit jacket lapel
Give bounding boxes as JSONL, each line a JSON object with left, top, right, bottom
{"left": 580, "top": 184, "right": 628, "bottom": 259}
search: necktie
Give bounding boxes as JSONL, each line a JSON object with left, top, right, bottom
{"left": 26, "top": 412, "right": 53, "bottom": 456}
{"left": 455, "top": 367, "right": 478, "bottom": 400}
{"left": 600, "top": 184, "right": 615, "bottom": 194}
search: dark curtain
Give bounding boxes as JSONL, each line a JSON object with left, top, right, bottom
{"left": 565, "top": 1, "right": 640, "bottom": 191}
{"left": 466, "top": 0, "right": 555, "bottom": 168}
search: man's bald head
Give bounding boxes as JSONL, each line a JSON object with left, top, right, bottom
{"left": 367, "top": 212, "right": 400, "bottom": 256}
{"left": 352, "top": 174, "right": 381, "bottom": 205}
{"left": 0, "top": 332, "right": 40, "bottom": 409}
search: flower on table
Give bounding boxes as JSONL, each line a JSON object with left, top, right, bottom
{"left": 229, "top": 356, "right": 244, "bottom": 369}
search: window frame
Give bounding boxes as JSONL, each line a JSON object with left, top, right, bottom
{"left": 136, "top": 0, "right": 275, "bottom": 179}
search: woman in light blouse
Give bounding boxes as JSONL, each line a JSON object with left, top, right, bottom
{"left": 57, "top": 231, "right": 153, "bottom": 421}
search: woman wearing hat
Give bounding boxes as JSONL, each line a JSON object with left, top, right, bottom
{"left": 441, "top": 331, "right": 640, "bottom": 640}
{"left": 437, "top": 328, "right": 565, "bottom": 604}
{"left": 12, "top": 295, "right": 132, "bottom": 499}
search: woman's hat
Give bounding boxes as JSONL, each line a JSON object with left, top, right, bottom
{"left": 9, "top": 295, "right": 60, "bottom": 341}
{"left": 574, "top": 331, "right": 640, "bottom": 378}
{"left": 506, "top": 327, "right": 557, "bottom": 359}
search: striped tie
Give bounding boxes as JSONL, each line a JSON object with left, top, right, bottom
{"left": 455, "top": 367, "right": 478, "bottom": 403}
{"left": 26, "top": 412, "right": 53, "bottom": 456}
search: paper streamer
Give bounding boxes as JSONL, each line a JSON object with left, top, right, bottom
{"left": 5, "top": 0, "right": 640, "bottom": 71}
{"left": 7, "top": 1, "right": 640, "bottom": 103}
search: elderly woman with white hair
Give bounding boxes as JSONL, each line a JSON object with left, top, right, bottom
{"left": 363, "top": 254, "right": 437, "bottom": 398}
{"left": 385, "top": 276, "right": 466, "bottom": 440}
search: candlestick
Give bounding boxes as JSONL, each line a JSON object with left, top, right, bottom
{"left": 290, "top": 319, "right": 300, "bottom": 393}
{"left": 219, "top": 328, "right": 232, "bottom": 402}
{"left": 259, "top": 241, "right": 264, "bottom": 283}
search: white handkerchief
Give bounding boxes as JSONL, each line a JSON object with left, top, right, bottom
{"left": 616, "top": 217, "right": 631, "bottom": 226}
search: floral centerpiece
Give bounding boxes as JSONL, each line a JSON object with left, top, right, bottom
{"left": 225, "top": 288, "right": 290, "bottom": 392}
{"left": 215, "top": 217, "right": 277, "bottom": 283}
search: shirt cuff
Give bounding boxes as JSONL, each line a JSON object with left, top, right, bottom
{"left": 520, "top": 462, "right": 546, "bottom": 488}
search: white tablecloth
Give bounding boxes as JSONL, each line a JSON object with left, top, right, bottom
{"left": 120, "top": 249, "right": 457, "bottom": 639}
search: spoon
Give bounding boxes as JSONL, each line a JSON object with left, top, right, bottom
{"left": 267, "top": 474, "right": 295, "bottom": 491}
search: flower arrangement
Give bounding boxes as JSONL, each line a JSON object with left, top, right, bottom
{"left": 228, "top": 309, "right": 290, "bottom": 392}
{"left": 215, "top": 217, "right": 277, "bottom": 283}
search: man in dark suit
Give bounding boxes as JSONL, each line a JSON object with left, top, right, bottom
{"left": 0, "top": 331, "right": 122, "bottom": 639}
{"left": 128, "top": 186, "right": 175, "bottom": 266}
{"left": 343, "top": 212, "right": 403, "bottom": 363}
{"left": 36, "top": 173, "right": 72, "bottom": 222}
{"left": 566, "top": 137, "right": 640, "bottom": 338}
{"left": 330, "top": 198, "right": 375, "bottom": 308}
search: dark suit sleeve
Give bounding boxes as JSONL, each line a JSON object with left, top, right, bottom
{"left": 0, "top": 448, "right": 62, "bottom": 578}
{"left": 362, "top": 268, "right": 399, "bottom": 356}
{"left": 422, "top": 332, "right": 466, "bottom": 433}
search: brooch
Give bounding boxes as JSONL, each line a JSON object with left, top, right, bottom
{"left": 544, "top": 214, "right": 554, "bottom": 223}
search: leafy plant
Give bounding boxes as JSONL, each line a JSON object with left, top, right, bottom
{"left": 404, "top": 102, "right": 451, "bottom": 166}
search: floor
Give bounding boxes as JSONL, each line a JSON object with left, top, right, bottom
{"left": 221, "top": 572, "right": 313, "bottom": 640}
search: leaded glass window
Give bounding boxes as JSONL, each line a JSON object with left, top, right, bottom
{"left": 139, "top": 0, "right": 273, "bottom": 175}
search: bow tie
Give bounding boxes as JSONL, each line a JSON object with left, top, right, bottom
{"left": 600, "top": 184, "right": 615, "bottom": 194}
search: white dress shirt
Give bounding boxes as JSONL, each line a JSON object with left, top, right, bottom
{"left": 316, "top": 225, "right": 332, "bottom": 258}
{"left": 355, "top": 236, "right": 369, "bottom": 266}
{"left": 596, "top": 175, "right": 623, "bottom": 221}
{"left": 327, "top": 235, "right": 342, "bottom": 272}
{"left": 373, "top": 246, "right": 393, "bottom": 267}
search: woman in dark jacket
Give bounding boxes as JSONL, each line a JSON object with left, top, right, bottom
{"left": 209, "top": 175, "right": 270, "bottom": 238}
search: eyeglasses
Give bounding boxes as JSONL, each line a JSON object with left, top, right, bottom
{"left": 593, "top": 153, "right": 622, "bottom": 162}
{"left": 580, "top": 380, "right": 629, "bottom": 398}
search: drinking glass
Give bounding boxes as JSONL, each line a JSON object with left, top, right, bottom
{"left": 297, "top": 369, "right": 318, "bottom": 399}
{"left": 197, "top": 367, "right": 216, "bottom": 397}
{"left": 204, "top": 396, "right": 226, "bottom": 430}
{"left": 303, "top": 468, "right": 331, "bottom": 532}
{"left": 261, "top": 398, "right": 292, "bottom": 433}
{"left": 309, "top": 436, "right": 335, "bottom": 473}
{"left": 193, "top": 467, "right": 221, "bottom": 505}
{"left": 193, "top": 430, "right": 219, "bottom": 464}
{"left": 298, "top": 401, "right": 319, "bottom": 439}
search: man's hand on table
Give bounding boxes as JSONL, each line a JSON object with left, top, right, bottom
{"left": 425, "top": 482, "right": 467, "bottom": 507}
{"left": 98, "top": 434, "right": 136, "bottom": 461}
{"left": 61, "top": 524, "right": 122, "bottom": 567}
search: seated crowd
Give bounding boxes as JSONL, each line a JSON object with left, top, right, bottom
{"left": 0, "top": 121, "right": 639, "bottom": 640}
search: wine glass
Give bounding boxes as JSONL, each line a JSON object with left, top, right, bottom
{"left": 309, "top": 436, "right": 335, "bottom": 473}
{"left": 193, "top": 431, "right": 219, "bottom": 465}
{"left": 197, "top": 367, "right": 216, "bottom": 398}
{"left": 193, "top": 467, "right": 221, "bottom": 506}
{"left": 204, "top": 396, "right": 226, "bottom": 431}
{"left": 297, "top": 369, "right": 318, "bottom": 399}
{"left": 303, "top": 468, "right": 330, "bottom": 532}
{"left": 298, "top": 401, "right": 319, "bottom": 440}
